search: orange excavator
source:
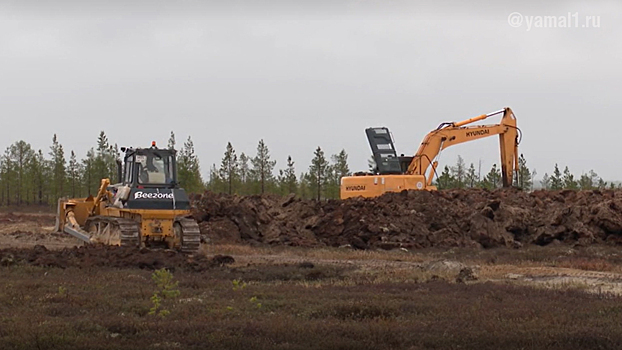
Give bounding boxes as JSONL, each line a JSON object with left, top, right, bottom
{"left": 340, "top": 107, "right": 520, "bottom": 199}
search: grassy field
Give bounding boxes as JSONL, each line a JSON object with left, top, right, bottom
{"left": 2, "top": 250, "right": 622, "bottom": 350}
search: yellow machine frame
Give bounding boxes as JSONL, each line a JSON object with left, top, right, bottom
{"left": 55, "top": 179, "right": 193, "bottom": 248}
{"left": 341, "top": 107, "right": 519, "bottom": 199}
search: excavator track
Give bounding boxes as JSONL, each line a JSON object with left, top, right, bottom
{"left": 175, "top": 217, "right": 201, "bottom": 253}
{"left": 84, "top": 216, "right": 140, "bottom": 248}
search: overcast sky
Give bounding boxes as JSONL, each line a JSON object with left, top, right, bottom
{"left": 1, "top": 1, "right": 621, "bottom": 183}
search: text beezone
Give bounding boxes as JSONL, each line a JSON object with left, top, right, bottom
{"left": 134, "top": 191, "right": 174, "bottom": 200}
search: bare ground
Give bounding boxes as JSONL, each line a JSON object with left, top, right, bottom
{"left": 0, "top": 212, "right": 77, "bottom": 249}
{"left": 2, "top": 211, "right": 622, "bottom": 295}
{"left": 4, "top": 210, "right": 622, "bottom": 348}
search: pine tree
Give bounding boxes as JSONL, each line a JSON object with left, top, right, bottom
{"left": 250, "top": 139, "right": 276, "bottom": 194}
{"left": 178, "top": 136, "right": 204, "bottom": 194}
{"left": 9, "top": 140, "right": 35, "bottom": 205}
{"left": 481, "top": 164, "right": 501, "bottom": 190}
{"left": 29, "top": 150, "right": 47, "bottom": 205}
{"left": 308, "top": 147, "right": 330, "bottom": 200}
{"left": 540, "top": 173, "right": 551, "bottom": 190}
{"left": 435, "top": 165, "right": 455, "bottom": 190}
{"left": 298, "top": 172, "right": 312, "bottom": 199}
{"left": 465, "top": 163, "right": 478, "bottom": 188}
{"left": 0, "top": 147, "right": 15, "bottom": 205}
{"left": 82, "top": 148, "right": 96, "bottom": 195}
{"left": 94, "top": 131, "right": 110, "bottom": 183}
{"left": 277, "top": 155, "right": 297, "bottom": 195}
{"left": 327, "top": 149, "right": 350, "bottom": 199}
{"left": 578, "top": 170, "right": 600, "bottom": 190}
{"left": 562, "top": 166, "right": 578, "bottom": 189}
{"left": 68, "top": 151, "right": 80, "bottom": 197}
{"left": 107, "top": 144, "right": 121, "bottom": 183}
{"left": 219, "top": 142, "right": 238, "bottom": 195}
{"left": 589, "top": 170, "right": 601, "bottom": 188}
{"left": 167, "top": 131, "right": 176, "bottom": 150}
{"left": 206, "top": 163, "right": 222, "bottom": 192}
{"left": 49, "top": 134, "right": 67, "bottom": 201}
{"left": 331, "top": 150, "right": 351, "bottom": 179}
{"left": 549, "top": 164, "right": 563, "bottom": 190}
{"left": 451, "top": 156, "right": 466, "bottom": 188}
{"left": 238, "top": 153, "right": 250, "bottom": 195}
{"left": 516, "top": 154, "right": 532, "bottom": 190}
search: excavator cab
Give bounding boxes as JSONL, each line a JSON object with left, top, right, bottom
{"left": 365, "top": 128, "right": 415, "bottom": 175}
{"left": 365, "top": 127, "right": 402, "bottom": 175}
{"left": 342, "top": 127, "right": 429, "bottom": 198}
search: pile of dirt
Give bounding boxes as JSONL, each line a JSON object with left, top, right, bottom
{"left": 0, "top": 245, "right": 234, "bottom": 271}
{"left": 192, "top": 188, "right": 622, "bottom": 250}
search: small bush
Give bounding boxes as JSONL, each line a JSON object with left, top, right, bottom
{"left": 148, "top": 268, "right": 180, "bottom": 318}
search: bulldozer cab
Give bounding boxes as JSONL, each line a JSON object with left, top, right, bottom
{"left": 121, "top": 146, "right": 177, "bottom": 189}
{"left": 111, "top": 144, "right": 191, "bottom": 210}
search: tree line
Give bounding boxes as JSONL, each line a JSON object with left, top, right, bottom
{"left": 432, "top": 155, "right": 617, "bottom": 191}
{"left": 205, "top": 140, "right": 350, "bottom": 200}
{"left": 0, "top": 132, "right": 617, "bottom": 207}
{"left": 0, "top": 132, "right": 203, "bottom": 206}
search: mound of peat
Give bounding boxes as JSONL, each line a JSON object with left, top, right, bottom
{"left": 192, "top": 188, "right": 622, "bottom": 249}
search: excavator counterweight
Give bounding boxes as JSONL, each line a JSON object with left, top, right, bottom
{"left": 341, "top": 107, "right": 520, "bottom": 199}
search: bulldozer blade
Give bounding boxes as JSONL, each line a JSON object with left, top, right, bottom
{"left": 63, "top": 226, "right": 91, "bottom": 243}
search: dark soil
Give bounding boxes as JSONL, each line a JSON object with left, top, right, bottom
{"left": 192, "top": 188, "right": 622, "bottom": 249}
{"left": 0, "top": 244, "right": 234, "bottom": 271}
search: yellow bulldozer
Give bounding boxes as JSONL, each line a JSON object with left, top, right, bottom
{"left": 54, "top": 141, "right": 201, "bottom": 253}
{"left": 341, "top": 107, "right": 520, "bottom": 199}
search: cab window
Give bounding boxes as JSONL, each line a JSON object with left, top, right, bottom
{"left": 137, "top": 154, "right": 173, "bottom": 184}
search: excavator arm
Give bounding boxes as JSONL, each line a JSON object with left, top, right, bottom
{"left": 406, "top": 108, "right": 519, "bottom": 187}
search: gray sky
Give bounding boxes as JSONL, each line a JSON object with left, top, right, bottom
{"left": 1, "top": 1, "right": 621, "bottom": 182}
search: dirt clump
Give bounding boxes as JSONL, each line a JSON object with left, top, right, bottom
{"left": 192, "top": 188, "right": 622, "bottom": 250}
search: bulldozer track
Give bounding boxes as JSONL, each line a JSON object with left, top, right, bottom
{"left": 177, "top": 217, "right": 201, "bottom": 253}
{"left": 117, "top": 219, "right": 140, "bottom": 248}
{"left": 85, "top": 216, "right": 140, "bottom": 248}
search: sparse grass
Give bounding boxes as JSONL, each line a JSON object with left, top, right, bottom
{"left": 556, "top": 257, "right": 616, "bottom": 272}
{"left": 3, "top": 256, "right": 622, "bottom": 350}
{"left": 210, "top": 243, "right": 622, "bottom": 274}
{"left": 209, "top": 243, "right": 427, "bottom": 263}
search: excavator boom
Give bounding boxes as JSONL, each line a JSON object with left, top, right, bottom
{"left": 340, "top": 107, "right": 520, "bottom": 199}
{"left": 407, "top": 107, "right": 519, "bottom": 187}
